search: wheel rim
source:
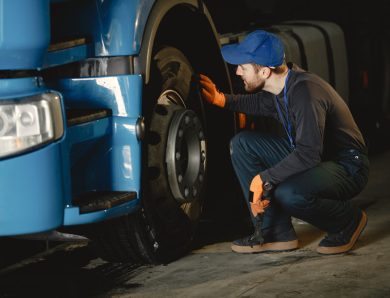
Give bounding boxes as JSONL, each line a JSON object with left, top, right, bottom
{"left": 152, "top": 89, "right": 206, "bottom": 205}
{"left": 166, "top": 108, "right": 206, "bottom": 204}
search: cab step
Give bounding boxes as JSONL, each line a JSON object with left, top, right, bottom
{"left": 73, "top": 191, "right": 137, "bottom": 214}
{"left": 66, "top": 109, "right": 112, "bottom": 126}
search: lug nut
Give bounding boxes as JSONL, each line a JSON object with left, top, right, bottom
{"left": 199, "top": 131, "right": 204, "bottom": 140}
{"left": 201, "top": 151, "right": 206, "bottom": 162}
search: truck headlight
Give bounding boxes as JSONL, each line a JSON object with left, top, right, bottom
{"left": 0, "top": 92, "right": 63, "bottom": 158}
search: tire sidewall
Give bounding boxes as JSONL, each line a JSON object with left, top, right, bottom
{"left": 141, "top": 46, "right": 207, "bottom": 261}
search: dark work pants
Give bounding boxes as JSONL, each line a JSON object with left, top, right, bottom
{"left": 230, "top": 131, "right": 369, "bottom": 233}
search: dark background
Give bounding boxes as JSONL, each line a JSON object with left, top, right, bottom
{"left": 205, "top": 0, "right": 390, "bottom": 153}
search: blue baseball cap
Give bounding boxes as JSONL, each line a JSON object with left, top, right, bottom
{"left": 221, "top": 30, "right": 285, "bottom": 67}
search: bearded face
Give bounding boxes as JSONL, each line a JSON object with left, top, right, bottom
{"left": 243, "top": 76, "right": 266, "bottom": 92}
{"left": 236, "top": 64, "right": 266, "bottom": 93}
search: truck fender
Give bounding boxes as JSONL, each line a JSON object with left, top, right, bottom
{"left": 134, "top": 0, "right": 230, "bottom": 87}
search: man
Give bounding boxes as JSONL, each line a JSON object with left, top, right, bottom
{"left": 200, "top": 30, "right": 369, "bottom": 254}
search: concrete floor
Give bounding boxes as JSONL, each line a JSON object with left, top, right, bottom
{"left": 1, "top": 149, "right": 389, "bottom": 297}
{"left": 102, "top": 150, "right": 390, "bottom": 298}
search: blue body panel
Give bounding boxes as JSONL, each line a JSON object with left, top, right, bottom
{"left": 63, "top": 199, "right": 139, "bottom": 226}
{"left": 0, "top": 143, "right": 64, "bottom": 235}
{"left": 0, "top": 0, "right": 50, "bottom": 70}
{"left": 0, "top": 0, "right": 155, "bottom": 70}
{"left": 59, "top": 75, "right": 143, "bottom": 226}
{"left": 0, "top": 78, "right": 65, "bottom": 235}
{"left": 0, "top": 75, "right": 143, "bottom": 234}
{"left": 62, "top": 112, "right": 142, "bottom": 226}
{"left": 55, "top": 74, "right": 142, "bottom": 197}
{"left": 0, "top": 0, "right": 154, "bottom": 234}
{"left": 54, "top": 75, "right": 142, "bottom": 117}
{"left": 89, "top": 0, "right": 155, "bottom": 57}
{"left": 0, "top": 77, "right": 42, "bottom": 98}
{"left": 44, "top": 44, "right": 94, "bottom": 68}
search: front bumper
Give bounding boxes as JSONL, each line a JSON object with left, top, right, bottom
{"left": 0, "top": 143, "right": 64, "bottom": 235}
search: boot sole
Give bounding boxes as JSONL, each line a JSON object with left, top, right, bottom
{"left": 317, "top": 210, "right": 367, "bottom": 255}
{"left": 231, "top": 239, "right": 299, "bottom": 254}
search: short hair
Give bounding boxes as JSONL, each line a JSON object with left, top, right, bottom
{"left": 251, "top": 61, "right": 288, "bottom": 74}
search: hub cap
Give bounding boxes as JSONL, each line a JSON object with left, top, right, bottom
{"left": 166, "top": 108, "right": 206, "bottom": 204}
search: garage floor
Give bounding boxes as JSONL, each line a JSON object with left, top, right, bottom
{"left": 1, "top": 149, "right": 389, "bottom": 298}
{"left": 103, "top": 149, "right": 390, "bottom": 298}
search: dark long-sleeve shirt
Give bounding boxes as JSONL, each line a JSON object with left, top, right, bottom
{"left": 225, "top": 64, "right": 367, "bottom": 184}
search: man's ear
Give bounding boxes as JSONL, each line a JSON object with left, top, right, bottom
{"left": 261, "top": 67, "right": 272, "bottom": 78}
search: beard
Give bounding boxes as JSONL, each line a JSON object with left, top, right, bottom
{"left": 243, "top": 79, "right": 265, "bottom": 93}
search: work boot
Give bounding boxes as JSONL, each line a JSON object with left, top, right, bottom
{"left": 317, "top": 209, "right": 367, "bottom": 255}
{"left": 231, "top": 224, "right": 299, "bottom": 254}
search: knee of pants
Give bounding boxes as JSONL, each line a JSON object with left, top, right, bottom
{"left": 274, "top": 183, "right": 310, "bottom": 211}
{"left": 229, "top": 131, "right": 253, "bottom": 158}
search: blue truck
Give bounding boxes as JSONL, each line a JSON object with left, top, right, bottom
{"left": 1, "top": 0, "right": 389, "bottom": 264}
{"left": 0, "top": 0, "right": 238, "bottom": 264}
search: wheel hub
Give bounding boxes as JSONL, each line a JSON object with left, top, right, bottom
{"left": 166, "top": 109, "right": 206, "bottom": 204}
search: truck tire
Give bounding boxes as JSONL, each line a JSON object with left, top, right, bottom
{"left": 141, "top": 46, "right": 207, "bottom": 262}
{"left": 92, "top": 46, "right": 207, "bottom": 264}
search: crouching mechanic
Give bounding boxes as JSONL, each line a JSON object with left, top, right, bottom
{"left": 200, "top": 30, "right": 369, "bottom": 254}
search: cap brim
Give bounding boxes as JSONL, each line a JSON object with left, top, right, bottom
{"left": 221, "top": 44, "right": 254, "bottom": 65}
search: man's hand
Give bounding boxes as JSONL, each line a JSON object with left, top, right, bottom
{"left": 249, "top": 175, "right": 269, "bottom": 217}
{"left": 199, "top": 74, "right": 226, "bottom": 108}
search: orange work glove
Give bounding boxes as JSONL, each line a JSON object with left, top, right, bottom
{"left": 199, "top": 74, "right": 226, "bottom": 108}
{"left": 249, "top": 174, "right": 270, "bottom": 217}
